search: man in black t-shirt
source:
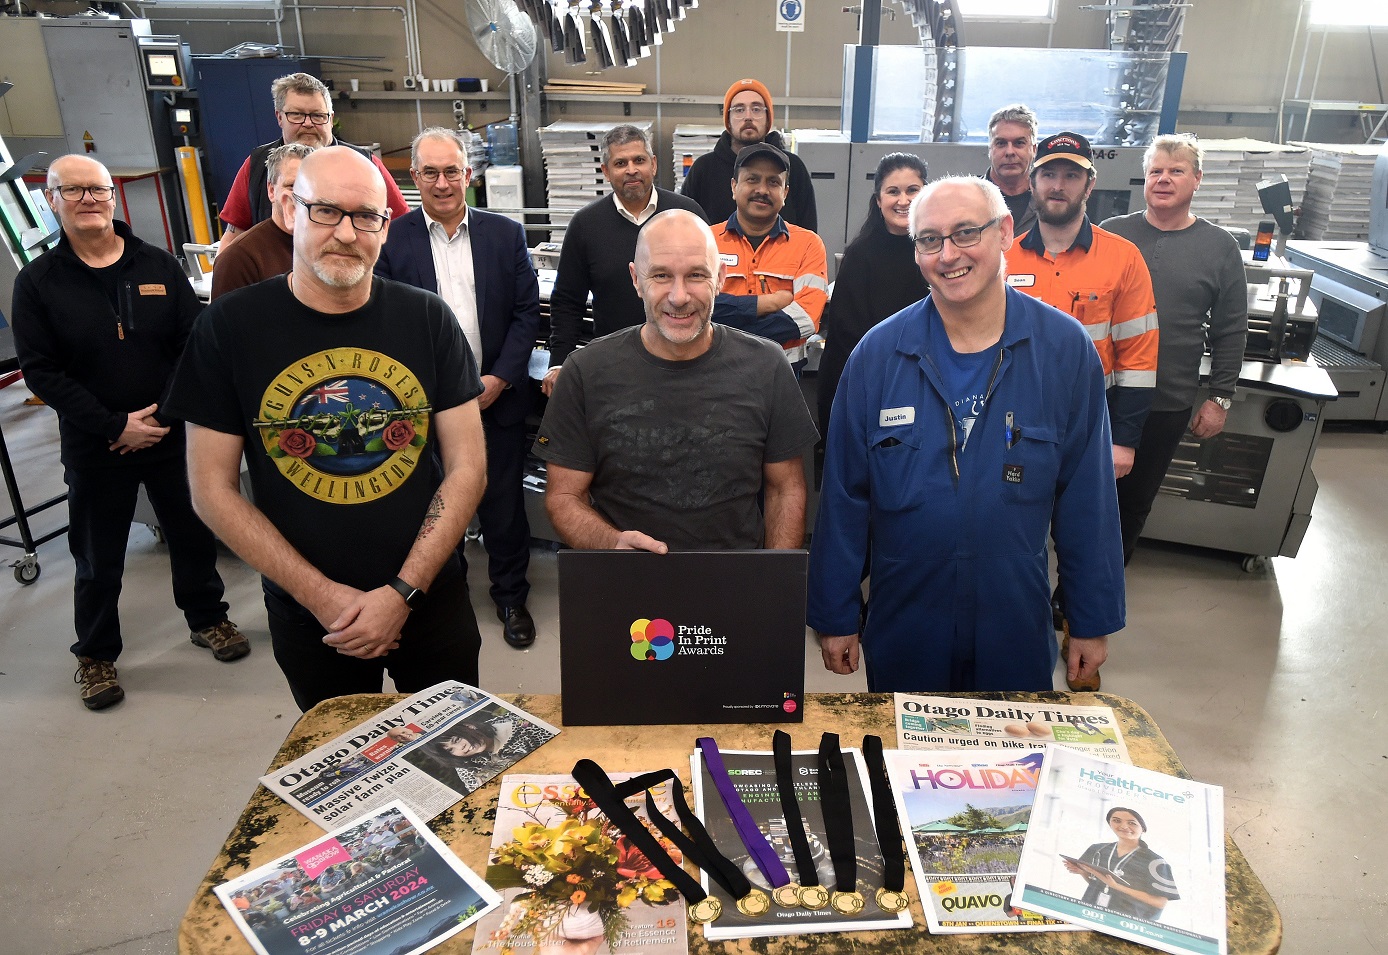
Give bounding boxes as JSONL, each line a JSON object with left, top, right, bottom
{"left": 167, "top": 147, "right": 488, "bottom": 710}
{"left": 983, "top": 104, "right": 1039, "bottom": 237}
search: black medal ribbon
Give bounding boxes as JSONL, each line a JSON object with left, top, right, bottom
{"left": 862, "top": 734, "right": 911, "bottom": 913}
{"left": 773, "top": 730, "right": 820, "bottom": 886}
{"left": 817, "top": 733, "right": 857, "bottom": 892}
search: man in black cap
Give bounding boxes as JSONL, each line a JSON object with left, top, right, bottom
{"left": 711, "top": 142, "right": 828, "bottom": 370}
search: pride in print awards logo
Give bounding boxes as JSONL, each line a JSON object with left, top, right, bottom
{"left": 629, "top": 618, "right": 675, "bottom": 661}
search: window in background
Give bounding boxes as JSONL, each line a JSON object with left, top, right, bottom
{"left": 955, "top": 0, "right": 1055, "bottom": 22}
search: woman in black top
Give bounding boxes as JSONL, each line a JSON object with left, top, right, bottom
{"left": 816, "top": 153, "right": 930, "bottom": 434}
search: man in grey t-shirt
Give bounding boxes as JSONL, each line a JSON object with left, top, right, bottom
{"left": 533, "top": 210, "right": 819, "bottom": 552}
{"left": 1103, "top": 133, "right": 1248, "bottom": 563}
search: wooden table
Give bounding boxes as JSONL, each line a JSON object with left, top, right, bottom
{"left": 180, "top": 692, "right": 1281, "bottom": 954}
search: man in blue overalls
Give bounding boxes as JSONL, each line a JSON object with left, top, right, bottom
{"left": 809, "top": 175, "right": 1125, "bottom": 693}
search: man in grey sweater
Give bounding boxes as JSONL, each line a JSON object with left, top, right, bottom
{"left": 1103, "top": 133, "right": 1248, "bottom": 563}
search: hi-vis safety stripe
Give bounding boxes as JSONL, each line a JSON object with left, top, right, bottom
{"left": 793, "top": 273, "right": 830, "bottom": 293}
{"left": 1111, "top": 310, "right": 1158, "bottom": 340}
{"left": 784, "top": 301, "right": 817, "bottom": 338}
{"left": 1112, "top": 368, "right": 1156, "bottom": 387}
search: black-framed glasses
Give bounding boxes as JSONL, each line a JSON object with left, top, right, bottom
{"left": 54, "top": 184, "right": 115, "bottom": 202}
{"left": 414, "top": 166, "right": 466, "bottom": 183}
{"left": 292, "top": 194, "right": 389, "bottom": 233}
{"left": 281, "top": 109, "right": 332, "bottom": 126}
{"left": 913, "top": 216, "right": 1003, "bottom": 255}
{"left": 728, "top": 104, "right": 767, "bottom": 118}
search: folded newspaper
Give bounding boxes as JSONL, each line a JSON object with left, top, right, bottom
{"left": 214, "top": 800, "right": 500, "bottom": 955}
{"left": 261, "top": 682, "right": 560, "bottom": 828}
{"left": 894, "top": 692, "right": 1130, "bottom": 762}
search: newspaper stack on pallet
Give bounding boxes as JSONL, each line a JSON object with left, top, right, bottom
{"left": 1291, "top": 142, "right": 1383, "bottom": 240}
{"left": 538, "top": 120, "right": 652, "bottom": 231}
{"left": 671, "top": 123, "right": 722, "bottom": 191}
{"left": 1187, "top": 138, "right": 1309, "bottom": 234}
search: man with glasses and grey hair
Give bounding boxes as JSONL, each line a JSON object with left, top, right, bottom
{"left": 211, "top": 142, "right": 316, "bottom": 299}
{"left": 12, "top": 154, "right": 247, "bottom": 710}
{"left": 169, "top": 147, "right": 488, "bottom": 711}
{"left": 543, "top": 123, "right": 706, "bottom": 397}
{"left": 218, "top": 72, "right": 407, "bottom": 245}
{"left": 809, "top": 175, "right": 1124, "bottom": 695}
{"left": 376, "top": 127, "right": 542, "bottom": 649}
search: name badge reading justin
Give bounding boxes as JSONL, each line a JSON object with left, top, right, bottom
{"left": 879, "top": 406, "right": 915, "bottom": 427}
{"left": 1006, "top": 274, "right": 1036, "bottom": 288}
{"left": 138, "top": 284, "right": 167, "bottom": 295}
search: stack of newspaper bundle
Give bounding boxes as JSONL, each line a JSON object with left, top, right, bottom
{"left": 1292, "top": 141, "right": 1383, "bottom": 240}
{"left": 1188, "top": 138, "right": 1309, "bottom": 234}
{"left": 671, "top": 123, "right": 722, "bottom": 191}
{"left": 538, "top": 120, "right": 653, "bottom": 230}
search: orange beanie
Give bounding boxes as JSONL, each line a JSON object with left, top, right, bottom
{"left": 723, "top": 78, "right": 775, "bottom": 132}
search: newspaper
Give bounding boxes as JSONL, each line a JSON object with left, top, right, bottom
{"left": 261, "top": 682, "right": 560, "bottom": 828}
{"left": 214, "top": 800, "right": 500, "bottom": 955}
{"left": 893, "top": 692, "right": 1130, "bottom": 763}
{"left": 472, "top": 773, "right": 688, "bottom": 955}
{"left": 1013, "top": 747, "right": 1228, "bottom": 955}
{"left": 884, "top": 748, "right": 1073, "bottom": 934}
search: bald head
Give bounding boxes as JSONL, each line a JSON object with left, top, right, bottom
{"left": 294, "top": 146, "right": 387, "bottom": 211}
{"left": 46, "top": 154, "right": 117, "bottom": 239}
{"left": 634, "top": 209, "right": 719, "bottom": 272}
{"left": 290, "top": 146, "right": 390, "bottom": 297}
{"left": 47, "top": 154, "right": 112, "bottom": 190}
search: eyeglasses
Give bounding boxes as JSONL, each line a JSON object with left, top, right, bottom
{"left": 293, "top": 194, "right": 389, "bottom": 233}
{"left": 728, "top": 104, "right": 767, "bottom": 118}
{"left": 414, "top": 166, "right": 466, "bottom": 183}
{"left": 913, "top": 217, "right": 1003, "bottom": 255}
{"left": 54, "top": 184, "right": 115, "bottom": 202}
{"left": 281, "top": 109, "right": 332, "bottom": 126}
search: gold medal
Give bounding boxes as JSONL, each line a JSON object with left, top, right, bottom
{"left": 735, "top": 889, "right": 771, "bottom": 917}
{"left": 688, "top": 896, "right": 723, "bottom": 924}
{"left": 771, "top": 883, "right": 803, "bottom": 908}
{"left": 798, "top": 884, "right": 830, "bottom": 909}
{"left": 875, "top": 887, "right": 910, "bottom": 913}
{"left": 830, "top": 890, "right": 866, "bottom": 916}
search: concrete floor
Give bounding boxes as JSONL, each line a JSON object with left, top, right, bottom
{"left": 1, "top": 377, "right": 1384, "bottom": 955}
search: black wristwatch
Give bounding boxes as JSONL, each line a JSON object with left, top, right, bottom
{"left": 388, "top": 576, "right": 426, "bottom": 610}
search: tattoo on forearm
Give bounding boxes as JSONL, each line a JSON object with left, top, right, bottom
{"left": 417, "top": 491, "right": 444, "bottom": 541}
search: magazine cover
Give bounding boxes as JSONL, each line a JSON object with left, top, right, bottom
{"left": 260, "top": 682, "right": 560, "bottom": 828}
{"left": 214, "top": 800, "right": 500, "bottom": 955}
{"left": 893, "top": 693, "right": 1130, "bottom": 762}
{"left": 472, "top": 773, "right": 689, "bottom": 955}
{"left": 883, "top": 749, "right": 1073, "bottom": 934}
{"left": 1013, "top": 747, "right": 1228, "bottom": 955}
{"left": 691, "top": 748, "right": 913, "bottom": 940}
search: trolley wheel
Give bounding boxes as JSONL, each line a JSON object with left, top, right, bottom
{"left": 1240, "top": 555, "right": 1267, "bottom": 574}
{"left": 13, "top": 559, "right": 40, "bottom": 585}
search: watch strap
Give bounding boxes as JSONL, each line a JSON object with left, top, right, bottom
{"left": 388, "top": 576, "right": 425, "bottom": 609}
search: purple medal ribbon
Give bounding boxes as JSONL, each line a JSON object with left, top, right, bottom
{"left": 697, "top": 737, "right": 793, "bottom": 889}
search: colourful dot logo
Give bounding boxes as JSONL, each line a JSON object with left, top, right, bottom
{"left": 630, "top": 618, "right": 675, "bottom": 661}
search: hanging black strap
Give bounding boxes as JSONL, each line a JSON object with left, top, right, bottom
{"left": 862, "top": 734, "right": 907, "bottom": 894}
{"left": 817, "top": 733, "right": 857, "bottom": 892}
{"left": 773, "top": 730, "right": 820, "bottom": 887}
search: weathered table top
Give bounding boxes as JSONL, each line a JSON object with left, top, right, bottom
{"left": 179, "top": 692, "right": 1280, "bottom": 955}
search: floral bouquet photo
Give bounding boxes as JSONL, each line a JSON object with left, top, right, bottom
{"left": 480, "top": 775, "right": 687, "bottom": 955}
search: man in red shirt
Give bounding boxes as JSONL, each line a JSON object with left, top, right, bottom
{"left": 218, "top": 73, "right": 406, "bottom": 246}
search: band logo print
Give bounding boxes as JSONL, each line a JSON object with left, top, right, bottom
{"left": 628, "top": 617, "right": 727, "bottom": 660}
{"left": 255, "top": 347, "right": 431, "bottom": 505}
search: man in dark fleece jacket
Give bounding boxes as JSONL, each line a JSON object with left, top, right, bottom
{"left": 680, "top": 78, "right": 818, "bottom": 232}
{"left": 11, "top": 155, "right": 247, "bottom": 712}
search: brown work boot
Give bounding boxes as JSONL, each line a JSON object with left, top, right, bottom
{"left": 74, "top": 657, "right": 125, "bottom": 710}
{"left": 1060, "top": 620, "right": 1101, "bottom": 692}
{"left": 190, "top": 620, "right": 251, "bottom": 662}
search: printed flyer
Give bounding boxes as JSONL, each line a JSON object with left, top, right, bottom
{"left": 214, "top": 800, "right": 500, "bottom": 955}
{"left": 1013, "top": 747, "right": 1228, "bottom": 955}
{"left": 884, "top": 749, "right": 1074, "bottom": 934}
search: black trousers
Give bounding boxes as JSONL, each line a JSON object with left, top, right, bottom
{"left": 459, "top": 416, "right": 531, "bottom": 609}
{"left": 263, "top": 559, "right": 481, "bottom": 712}
{"left": 65, "top": 455, "right": 228, "bottom": 661}
{"left": 1116, "top": 408, "right": 1193, "bottom": 564}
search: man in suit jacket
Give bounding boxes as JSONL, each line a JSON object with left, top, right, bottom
{"left": 376, "top": 128, "right": 542, "bottom": 648}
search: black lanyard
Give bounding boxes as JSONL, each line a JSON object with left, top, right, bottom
{"left": 861, "top": 734, "right": 910, "bottom": 913}
{"left": 772, "top": 730, "right": 828, "bottom": 909}
{"left": 817, "top": 733, "right": 866, "bottom": 916}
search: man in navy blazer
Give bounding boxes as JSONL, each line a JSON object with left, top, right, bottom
{"left": 376, "top": 128, "right": 542, "bottom": 648}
